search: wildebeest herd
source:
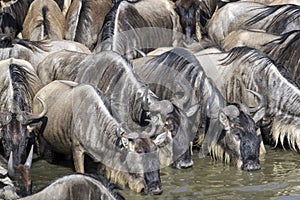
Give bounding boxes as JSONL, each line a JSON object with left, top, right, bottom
{"left": 0, "top": 0, "right": 299, "bottom": 199}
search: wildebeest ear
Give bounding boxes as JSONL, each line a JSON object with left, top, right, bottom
{"left": 121, "top": 138, "right": 135, "bottom": 151}
{"left": 128, "top": 141, "right": 135, "bottom": 152}
{"left": 185, "top": 104, "right": 199, "bottom": 117}
{"left": 219, "top": 112, "right": 230, "bottom": 131}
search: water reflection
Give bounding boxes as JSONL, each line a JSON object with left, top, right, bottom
{"left": 31, "top": 146, "right": 300, "bottom": 199}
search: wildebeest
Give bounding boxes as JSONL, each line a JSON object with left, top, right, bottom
{"left": 36, "top": 50, "right": 196, "bottom": 169}
{"left": 132, "top": 48, "right": 264, "bottom": 170}
{"left": 65, "top": 0, "right": 112, "bottom": 50}
{"left": 33, "top": 80, "right": 165, "bottom": 194}
{"left": 0, "top": 58, "right": 46, "bottom": 166}
{"left": 19, "top": 173, "right": 125, "bottom": 200}
{"left": 0, "top": 0, "right": 34, "bottom": 38}
{"left": 22, "top": 0, "right": 65, "bottom": 41}
{"left": 0, "top": 38, "right": 90, "bottom": 71}
{"left": 195, "top": 46, "right": 300, "bottom": 151}
{"left": 221, "top": 30, "right": 300, "bottom": 87}
{"left": 174, "top": 0, "right": 200, "bottom": 43}
{"left": 94, "top": 0, "right": 183, "bottom": 59}
{"left": 0, "top": 145, "right": 33, "bottom": 198}
{"left": 207, "top": 2, "right": 300, "bottom": 47}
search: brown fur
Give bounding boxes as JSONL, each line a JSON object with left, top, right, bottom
{"left": 22, "top": 0, "right": 65, "bottom": 40}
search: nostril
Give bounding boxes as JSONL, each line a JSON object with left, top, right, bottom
{"left": 243, "top": 162, "right": 261, "bottom": 171}
{"left": 149, "top": 186, "right": 163, "bottom": 195}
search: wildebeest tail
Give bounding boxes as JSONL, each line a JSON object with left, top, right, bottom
{"left": 42, "top": 6, "right": 50, "bottom": 38}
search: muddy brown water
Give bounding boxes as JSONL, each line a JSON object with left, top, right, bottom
{"left": 31, "top": 146, "right": 300, "bottom": 199}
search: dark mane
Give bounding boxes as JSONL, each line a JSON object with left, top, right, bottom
{"left": 99, "top": 1, "right": 122, "bottom": 43}
{"left": 144, "top": 47, "right": 226, "bottom": 132}
{"left": 263, "top": 30, "right": 300, "bottom": 86}
{"left": 221, "top": 46, "right": 274, "bottom": 67}
{"left": 12, "top": 38, "right": 50, "bottom": 52}
{"left": 245, "top": 4, "right": 300, "bottom": 33}
{"left": 9, "top": 63, "right": 35, "bottom": 111}
{"left": 220, "top": 46, "right": 298, "bottom": 87}
{"left": 264, "top": 30, "right": 300, "bottom": 54}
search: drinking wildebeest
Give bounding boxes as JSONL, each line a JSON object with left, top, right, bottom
{"left": 36, "top": 50, "right": 197, "bottom": 169}
{"left": 195, "top": 46, "right": 300, "bottom": 151}
{"left": 0, "top": 145, "right": 34, "bottom": 198}
{"left": 0, "top": 58, "right": 46, "bottom": 166}
{"left": 132, "top": 47, "right": 264, "bottom": 170}
{"left": 33, "top": 80, "right": 166, "bottom": 194}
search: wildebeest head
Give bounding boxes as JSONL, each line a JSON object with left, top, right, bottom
{"left": 0, "top": 97, "right": 47, "bottom": 165}
{"left": 7, "top": 145, "right": 33, "bottom": 197}
{"left": 137, "top": 86, "right": 198, "bottom": 169}
{"left": 114, "top": 127, "right": 165, "bottom": 195}
{"left": 0, "top": 0, "right": 18, "bottom": 39}
{"left": 206, "top": 90, "right": 264, "bottom": 171}
{"left": 218, "top": 104, "right": 261, "bottom": 171}
{"left": 174, "top": 0, "right": 199, "bottom": 44}
{"left": 154, "top": 104, "right": 198, "bottom": 169}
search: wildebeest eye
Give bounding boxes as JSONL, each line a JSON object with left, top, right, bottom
{"left": 16, "top": 114, "right": 26, "bottom": 124}
{"left": 0, "top": 112, "right": 12, "bottom": 125}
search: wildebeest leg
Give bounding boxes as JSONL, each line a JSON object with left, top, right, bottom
{"left": 72, "top": 144, "right": 85, "bottom": 173}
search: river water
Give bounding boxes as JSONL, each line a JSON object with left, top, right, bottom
{"left": 31, "top": 146, "right": 300, "bottom": 199}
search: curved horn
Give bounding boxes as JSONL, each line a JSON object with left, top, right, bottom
{"left": 26, "top": 96, "right": 47, "bottom": 122}
{"left": 8, "top": 151, "right": 15, "bottom": 178}
{"left": 222, "top": 105, "right": 240, "bottom": 118}
{"left": 246, "top": 89, "right": 265, "bottom": 113}
{"left": 144, "top": 118, "right": 158, "bottom": 137}
{"left": 142, "top": 87, "right": 149, "bottom": 111}
{"left": 24, "top": 145, "right": 34, "bottom": 168}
